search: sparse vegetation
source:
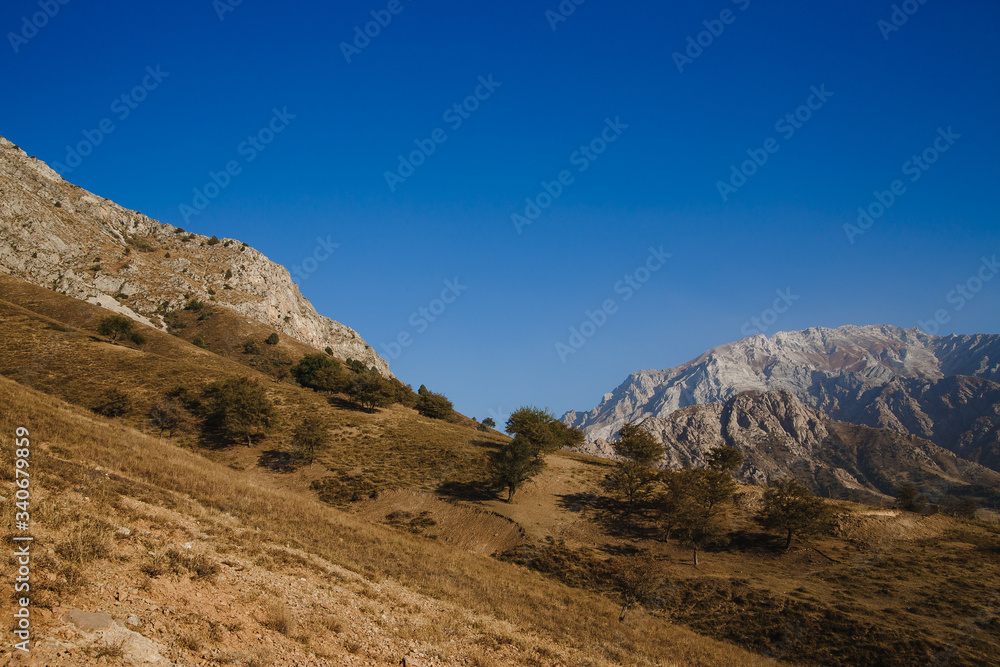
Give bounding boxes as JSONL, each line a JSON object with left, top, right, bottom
{"left": 2, "top": 275, "right": 999, "bottom": 667}
{"left": 96, "top": 314, "right": 145, "bottom": 345}
{"left": 265, "top": 332, "right": 279, "bottom": 345}
{"left": 92, "top": 387, "right": 133, "bottom": 418}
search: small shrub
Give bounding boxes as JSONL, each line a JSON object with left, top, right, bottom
{"left": 225, "top": 269, "right": 233, "bottom": 279}
{"left": 93, "top": 640, "right": 126, "bottom": 659}
{"left": 243, "top": 340, "right": 262, "bottom": 355}
{"left": 265, "top": 333, "right": 279, "bottom": 345}
{"left": 324, "top": 346, "right": 334, "bottom": 356}
{"left": 56, "top": 518, "right": 115, "bottom": 563}
{"left": 97, "top": 314, "right": 135, "bottom": 343}
{"left": 192, "top": 336, "right": 206, "bottom": 348}
{"left": 263, "top": 602, "right": 296, "bottom": 636}
{"left": 207, "top": 235, "right": 221, "bottom": 245}
{"left": 93, "top": 388, "right": 133, "bottom": 418}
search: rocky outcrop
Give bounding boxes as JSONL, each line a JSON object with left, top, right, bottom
{"left": 0, "top": 136, "right": 391, "bottom": 376}
{"left": 563, "top": 324, "right": 1000, "bottom": 470}
{"left": 591, "top": 390, "right": 1000, "bottom": 502}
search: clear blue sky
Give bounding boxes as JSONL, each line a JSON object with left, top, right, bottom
{"left": 3, "top": 0, "right": 998, "bottom": 421}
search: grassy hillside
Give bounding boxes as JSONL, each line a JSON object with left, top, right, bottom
{"left": 2, "top": 274, "right": 999, "bottom": 666}
{"left": 0, "top": 376, "right": 771, "bottom": 665}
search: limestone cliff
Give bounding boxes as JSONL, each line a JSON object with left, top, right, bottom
{"left": 0, "top": 136, "right": 392, "bottom": 376}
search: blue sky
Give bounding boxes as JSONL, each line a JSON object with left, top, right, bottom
{"left": 2, "top": 0, "right": 998, "bottom": 421}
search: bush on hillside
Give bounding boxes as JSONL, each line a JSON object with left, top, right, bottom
{"left": 292, "top": 415, "right": 331, "bottom": 464}
{"left": 415, "top": 391, "right": 453, "bottom": 420}
{"left": 291, "top": 353, "right": 344, "bottom": 392}
{"left": 92, "top": 387, "right": 133, "bottom": 418}
{"left": 266, "top": 333, "right": 279, "bottom": 345}
{"left": 200, "top": 377, "right": 277, "bottom": 446}
{"left": 97, "top": 315, "right": 144, "bottom": 345}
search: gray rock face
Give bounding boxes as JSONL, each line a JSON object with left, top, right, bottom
{"left": 0, "top": 136, "right": 391, "bottom": 376}
{"left": 563, "top": 325, "right": 1000, "bottom": 468}
{"left": 592, "top": 389, "right": 1000, "bottom": 502}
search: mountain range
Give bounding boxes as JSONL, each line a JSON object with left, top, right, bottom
{"left": 564, "top": 324, "right": 1000, "bottom": 500}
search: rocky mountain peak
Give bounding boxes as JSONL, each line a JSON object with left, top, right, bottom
{"left": 563, "top": 325, "right": 1000, "bottom": 475}
{"left": 0, "top": 136, "right": 391, "bottom": 376}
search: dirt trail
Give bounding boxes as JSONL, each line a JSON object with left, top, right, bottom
{"left": 352, "top": 488, "right": 526, "bottom": 555}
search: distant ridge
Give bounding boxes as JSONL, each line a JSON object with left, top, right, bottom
{"left": 563, "top": 324, "right": 1000, "bottom": 470}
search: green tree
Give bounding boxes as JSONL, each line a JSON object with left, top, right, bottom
{"left": 613, "top": 424, "right": 663, "bottom": 465}
{"left": 265, "top": 333, "right": 279, "bottom": 345}
{"left": 896, "top": 486, "right": 928, "bottom": 513}
{"left": 603, "top": 423, "right": 665, "bottom": 519}
{"left": 706, "top": 445, "right": 744, "bottom": 473}
{"left": 292, "top": 415, "right": 331, "bottom": 464}
{"left": 487, "top": 436, "right": 543, "bottom": 502}
{"left": 97, "top": 315, "right": 142, "bottom": 344}
{"left": 655, "top": 468, "right": 733, "bottom": 567}
{"left": 349, "top": 373, "right": 394, "bottom": 413}
{"left": 478, "top": 416, "right": 496, "bottom": 432}
{"left": 243, "top": 340, "right": 262, "bottom": 355}
{"left": 504, "top": 406, "right": 584, "bottom": 455}
{"left": 415, "top": 391, "right": 454, "bottom": 420}
{"left": 486, "top": 406, "right": 584, "bottom": 503}
{"left": 291, "top": 353, "right": 343, "bottom": 391}
{"left": 200, "top": 377, "right": 277, "bottom": 446}
{"left": 756, "top": 479, "right": 834, "bottom": 549}
{"left": 604, "top": 460, "right": 661, "bottom": 520}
